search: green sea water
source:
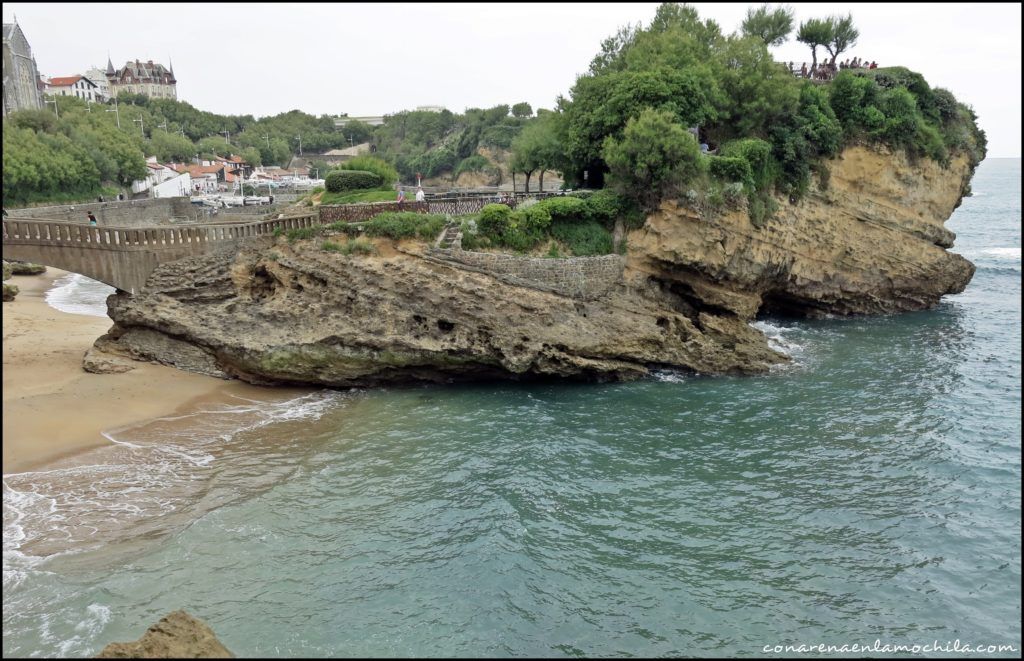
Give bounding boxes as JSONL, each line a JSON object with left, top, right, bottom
{"left": 3, "top": 159, "right": 1020, "bottom": 657}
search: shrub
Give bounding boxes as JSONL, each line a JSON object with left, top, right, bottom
{"left": 478, "top": 203, "right": 512, "bottom": 237}
{"left": 579, "top": 189, "right": 623, "bottom": 224}
{"left": 723, "top": 182, "right": 746, "bottom": 206}
{"left": 454, "top": 155, "right": 491, "bottom": 177}
{"left": 535, "top": 196, "right": 588, "bottom": 222}
{"left": 708, "top": 156, "right": 753, "bottom": 187}
{"left": 601, "top": 108, "right": 704, "bottom": 209}
{"left": 361, "top": 212, "right": 446, "bottom": 240}
{"left": 876, "top": 88, "right": 921, "bottom": 148}
{"left": 515, "top": 205, "right": 552, "bottom": 232}
{"left": 286, "top": 227, "right": 319, "bottom": 242}
{"left": 325, "top": 170, "right": 382, "bottom": 193}
{"left": 720, "top": 139, "right": 774, "bottom": 190}
{"left": 550, "top": 219, "right": 615, "bottom": 256}
{"left": 321, "top": 240, "right": 342, "bottom": 252}
{"left": 342, "top": 237, "right": 377, "bottom": 255}
{"left": 336, "top": 156, "right": 398, "bottom": 189}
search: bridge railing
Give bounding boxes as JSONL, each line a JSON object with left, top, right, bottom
{"left": 2, "top": 213, "right": 319, "bottom": 250}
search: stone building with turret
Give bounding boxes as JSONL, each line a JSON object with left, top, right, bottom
{"left": 107, "top": 57, "right": 176, "bottom": 100}
{"left": 2, "top": 20, "right": 44, "bottom": 116}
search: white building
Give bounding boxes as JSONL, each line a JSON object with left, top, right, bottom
{"left": 152, "top": 172, "right": 192, "bottom": 198}
{"left": 131, "top": 157, "right": 182, "bottom": 196}
{"left": 83, "top": 66, "right": 111, "bottom": 101}
{"left": 46, "top": 75, "right": 100, "bottom": 102}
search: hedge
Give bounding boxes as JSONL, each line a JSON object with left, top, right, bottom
{"left": 325, "top": 169, "right": 382, "bottom": 193}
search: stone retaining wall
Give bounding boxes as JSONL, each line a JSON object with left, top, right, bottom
{"left": 6, "top": 197, "right": 208, "bottom": 225}
{"left": 319, "top": 201, "right": 428, "bottom": 223}
{"left": 428, "top": 248, "right": 624, "bottom": 300}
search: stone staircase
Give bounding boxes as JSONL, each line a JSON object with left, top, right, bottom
{"left": 436, "top": 221, "right": 461, "bottom": 250}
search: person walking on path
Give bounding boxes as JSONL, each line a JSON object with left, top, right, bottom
{"left": 87, "top": 212, "right": 98, "bottom": 226}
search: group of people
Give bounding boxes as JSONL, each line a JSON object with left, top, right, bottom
{"left": 791, "top": 57, "right": 877, "bottom": 81}
{"left": 396, "top": 187, "right": 427, "bottom": 206}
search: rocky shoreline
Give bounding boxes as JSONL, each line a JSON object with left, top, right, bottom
{"left": 91, "top": 145, "right": 977, "bottom": 387}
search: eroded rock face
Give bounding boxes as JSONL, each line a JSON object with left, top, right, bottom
{"left": 94, "top": 610, "right": 233, "bottom": 658}
{"left": 93, "top": 145, "right": 977, "bottom": 385}
{"left": 629, "top": 145, "right": 976, "bottom": 317}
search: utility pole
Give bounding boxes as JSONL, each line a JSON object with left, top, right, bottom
{"left": 46, "top": 97, "right": 58, "bottom": 118}
{"left": 133, "top": 117, "right": 144, "bottom": 136}
{"left": 106, "top": 97, "right": 120, "bottom": 128}
{"left": 263, "top": 134, "right": 270, "bottom": 148}
{"left": 348, "top": 134, "right": 354, "bottom": 147}
{"left": 178, "top": 127, "right": 186, "bottom": 138}
{"left": 221, "top": 130, "right": 230, "bottom": 145}
{"left": 295, "top": 134, "right": 302, "bottom": 155}
{"left": 158, "top": 121, "right": 168, "bottom": 132}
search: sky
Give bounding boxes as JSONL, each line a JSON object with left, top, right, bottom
{"left": 3, "top": 3, "right": 1021, "bottom": 157}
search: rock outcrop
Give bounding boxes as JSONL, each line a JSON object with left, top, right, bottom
{"left": 94, "top": 610, "right": 233, "bottom": 658}
{"left": 91, "top": 144, "right": 977, "bottom": 386}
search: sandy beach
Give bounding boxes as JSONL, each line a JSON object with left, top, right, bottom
{"left": 2, "top": 268, "right": 252, "bottom": 474}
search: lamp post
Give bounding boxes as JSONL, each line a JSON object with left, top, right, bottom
{"left": 295, "top": 134, "right": 302, "bottom": 155}
{"left": 263, "top": 134, "right": 270, "bottom": 148}
{"left": 106, "top": 97, "right": 120, "bottom": 128}
{"left": 133, "top": 117, "right": 144, "bottom": 136}
{"left": 221, "top": 130, "right": 230, "bottom": 145}
{"left": 158, "top": 121, "right": 168, "bottom": 132}
{"left": 46, "top": 97, "right": 58, "bottom": 118}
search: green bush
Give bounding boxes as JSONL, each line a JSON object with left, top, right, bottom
{"left": 454, "top": 155, "right": 490, "bottom": 177}
{"left": 360, "top": 212, "right": 446, "bottom": 240}
{"left": 535, "top": 196, "right": 588, "bottom": 222}
{"left": 515, "top": 205, "right": 552, "bottom": 232}
{"left": 325, "top": 170, "right": 382, "bottom": 193}
{"left": 478, "top": 204, "right": 513, "bottom": 237}
{"left": 720, "top": 138, "right": 774, "bottom": 190}
{"left": 876, "top": 88, "right": 921, "bottom": 148}
{"left": 336, "top": 156, "right": 398, "bottom": 189}
{"left": 286, "top": 227, "right": 320, "bottom": 242}
{"left": 550, "top": 219, "right": 615, "bottom": 256}
{"left": 708, "top": 156, "right": 753, "bottom": 187}
{"left": 321, "top": 240, "right": 342, "bottom": 252}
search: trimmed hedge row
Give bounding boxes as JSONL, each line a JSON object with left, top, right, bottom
{"left": 325, "top": 170, "right": 382, "bottom": 193}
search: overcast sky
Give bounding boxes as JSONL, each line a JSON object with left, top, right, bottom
{"left": 4, "top": 3, "right": 1021, "bottom": 156}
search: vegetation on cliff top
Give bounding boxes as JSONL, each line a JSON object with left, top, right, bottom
{"left": 535, "top": 2, "right": 987, "bottom": 217}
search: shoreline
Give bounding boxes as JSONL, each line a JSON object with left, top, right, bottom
{"left": 2, "top": 268, "right": 265, "bottom": 474}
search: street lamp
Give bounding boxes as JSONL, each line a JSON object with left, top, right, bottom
{"left": 158, "top": 121, "right": 168, "bottom": 132}
{"left": 106, "top": 97, "right": 120, "bottom": 128}
{"left": 46, "top": 97, "right": 58, "bottom": 118}
{"left": 221, "top": 130, "right": 231, "bottom": 145}
{"left": 133, "top": 117, "right": 144, "bottom": 136}
{"left": 295, "top": 134, "right": 302, "bottom": 155}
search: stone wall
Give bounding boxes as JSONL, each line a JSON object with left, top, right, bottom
{"left": 319, "top": 201, "right": 428, "bottom": 223}
{"left": 428, "top": 248, "right": 624, "bottom": 300}
{"left": 7, "top": 197, "right": 209, "bottom": 226}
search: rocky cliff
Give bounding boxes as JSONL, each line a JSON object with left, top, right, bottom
{"left": 90, "top": 144, "right": 977, "bottom": 386}
{"left": 95, "top": 610, "right": 233, "bottom": 658}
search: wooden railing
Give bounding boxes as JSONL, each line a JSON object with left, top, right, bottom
{"left": 2, "top": 213, "right": 319, "bottom": 251}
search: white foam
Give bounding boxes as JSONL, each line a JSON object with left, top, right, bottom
{"left": 750, "top": 320, "right": 805, "bottom": 358}
{"left": 650, "top": 369, "right": 687, "bottom": 383}
{"left": 44, "top": 273, "right": 114, "bottom": 317}
{"left": 979, "top": 247, "right": 1021, "bottom": 259}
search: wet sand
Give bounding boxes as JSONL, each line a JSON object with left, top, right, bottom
{"left": 2, "top": 269, "right": 258, "bottom": 474}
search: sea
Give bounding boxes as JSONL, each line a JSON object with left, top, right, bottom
{"left": 3, "top": 158, "right": 1020, "bottom": 657}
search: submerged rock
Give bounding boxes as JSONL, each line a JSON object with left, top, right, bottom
{"left": 8, "top": 261, "right": 47, "bottom": 275}
{"left": 92, "top": 144, "right": 977, "bottom": 386}
{"left": 94, "top": 610, "right": 233, "bottom": 658}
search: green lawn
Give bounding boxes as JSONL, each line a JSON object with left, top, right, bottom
{"left": 319, "top": 189, "right": 399, "bottom": 205}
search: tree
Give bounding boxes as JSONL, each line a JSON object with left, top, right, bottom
{"left": 510, "top": 113, "right": 564, "bottom": 192}
{"left": 601, "top": 108, "right": 703, "bottom": 209}
{"left": 823, "top": 14, "right": 858, "bottom": 64}
{"left": 149, "top": 130, "right": 197, "bottom": 163}
{"left": 511, "top": 102, "right": 533, "bottom": 118}
{"left": 741, "top": 4, "right": 795, "bottom": 47}
{"left": 240, "top": 147, "right": 263, "bottom": 168}
{"left": 796, "top": 18, "right": 832, "bottom": 70}
{"left": 588, "top": 23, "right": 640, "bottom": 74}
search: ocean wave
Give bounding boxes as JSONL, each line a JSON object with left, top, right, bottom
{"left": 750, "top": 320, "right": 806, "bottom": 358}
{"left": 978, "top": 247, "right": 1021, "bottom": 260}
{"left": 650, "top": 369, "right": 687, "bottom": 383}
{"left": 2, "top": 389, "right": 353, "bottom": 575}
{"left": 44, "top": 274, "right": 114, "bottom": 318}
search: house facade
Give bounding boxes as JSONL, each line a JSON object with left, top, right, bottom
{"left": 108, "top": 58, "right": 176, "bottom": 100}
{"left": 47, "top": 75, "right": 101, "bottom": 102}
{"left": 84, "top": 66, "right": 112, "bottom": 100}
{"left": 2, "top": 21, "right": 43, "bottom": 116}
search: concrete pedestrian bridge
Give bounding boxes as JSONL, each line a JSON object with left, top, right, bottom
{"left": 2, "top": 213, "right": 320, "bottom": 294}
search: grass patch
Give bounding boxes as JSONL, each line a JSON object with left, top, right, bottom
{"left": 550, "top": 219, "right": 615, "bottom": 256}
{"left": 357, "top": 212, "right": 446, "bottom": 241}
{"left": 319, "top": 189, "right": 399, "bottom": 205}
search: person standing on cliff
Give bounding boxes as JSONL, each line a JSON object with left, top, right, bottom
{"left": 397, "top": 187, "right": 406, "bottom": 208}
{"left": 415, "top": 187, "right": 426, "bottom": 203}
